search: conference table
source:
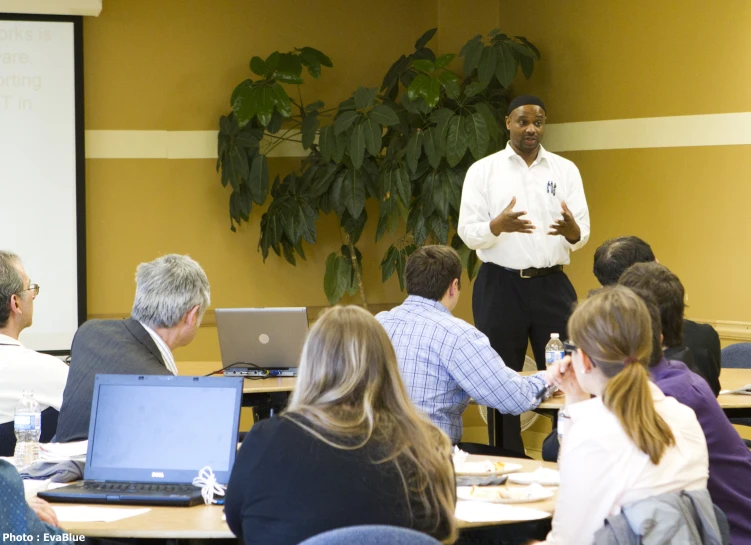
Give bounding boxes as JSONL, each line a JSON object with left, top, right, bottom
{"left": 56, "top": 455, "right": 557, "bottom": 539}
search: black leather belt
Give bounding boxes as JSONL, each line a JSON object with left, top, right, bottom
{"left": 502, "top": 265, "right": 563, "bottom": 278}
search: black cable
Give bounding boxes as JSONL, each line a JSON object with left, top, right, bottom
{"left": 203, "top": 361, "right": 269, "bottom": 378}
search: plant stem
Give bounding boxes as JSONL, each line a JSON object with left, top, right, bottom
{"left": 346, "top": 234, "right": 368, "bottom": 310}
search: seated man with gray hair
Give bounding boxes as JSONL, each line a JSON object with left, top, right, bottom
{"left": 55, "top": 254, "right": 210, "bottom": 442}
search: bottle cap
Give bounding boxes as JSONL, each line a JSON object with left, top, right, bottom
{"left": 550, "top": 333, "right": 559, "bottom": 339}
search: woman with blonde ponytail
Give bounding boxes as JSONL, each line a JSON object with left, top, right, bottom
{"left": 537, "top": 286, "right": 709, "bottom": 545}
{"left": 225, "top": 306, "right": 457, "bottom": 545}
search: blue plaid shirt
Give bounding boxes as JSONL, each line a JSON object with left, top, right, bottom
{"left": 377, "top": 295, "right": 547, "bottom": 443}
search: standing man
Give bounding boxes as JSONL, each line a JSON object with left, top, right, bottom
{"left": 458, "top": 95, "right": 590, "bottom": 453}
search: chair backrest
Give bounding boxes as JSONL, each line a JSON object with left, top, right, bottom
{"left": 298, "top": 525, "right": 442, "bottom": 545}
{"left": 721, "top": 342, "right": 751, "bottom": 369}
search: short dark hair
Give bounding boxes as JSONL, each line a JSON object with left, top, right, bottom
{"left": 622, "top": 286, "right": 664, "bottom": 367}
{"left": 405, "top": 246, "right": 462, "bottom": 301}
{"left": 618, "top": 262, "right": 684, "bottom": 348}
{"left": 0, "top": 251, "right": 23, "bottom": 329}
{"left": 593, "top": 236, "right": 655, "bottom": 286}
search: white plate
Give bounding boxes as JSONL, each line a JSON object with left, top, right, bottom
{"left": 507, "top": 468, "right": 560, "bottom": 486}
{"left": 454, "top": 461, "right": 523, "bottom": 477}
{"left": 457, "top": 484, "right": 554, "bottom": 504}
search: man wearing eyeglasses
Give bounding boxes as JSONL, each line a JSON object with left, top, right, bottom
{"left": 0, "top": 251, "right": 69, "bottom": 456}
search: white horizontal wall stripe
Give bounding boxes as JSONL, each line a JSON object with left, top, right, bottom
{"left": 0, "top": 0, "right": 102, "bottom": 16}
{"left": 84, "top": 112, "right": 751, "bottom": 160}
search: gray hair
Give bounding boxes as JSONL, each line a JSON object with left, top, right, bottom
{"left": 131, "top": 254, "right": 210, "bottom": 329}
{"left": 0, "top": 251, "right": 23, "bottom": 328}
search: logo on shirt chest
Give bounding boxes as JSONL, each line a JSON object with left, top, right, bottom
{"left": 546, "top": 181, "right": 557, "bottom": 196}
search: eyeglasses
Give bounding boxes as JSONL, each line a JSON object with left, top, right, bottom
{"left": 20, "top": 284, "right": 39, "bottom": 297}
{"left": 563, "top": 341, "right": 578, "bottom": 356}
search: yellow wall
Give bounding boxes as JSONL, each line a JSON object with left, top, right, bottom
{"left": 499, "top": 0, "right": 751, "bottom": 324}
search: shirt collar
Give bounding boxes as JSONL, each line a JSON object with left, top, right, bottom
{"left": 404, "top": 295, "right": 452, "bottom": 315}
{"left": 137, "top": 321, "right": 177, "bottom": 375}
{"left": 0, "top": 333, "right": 21, "bottom": 346}
{"left": 650, "top": 357, "right": 671, "bottom": 381}
{"left": 503, "top": 141, "right": 548, "bottom": 166}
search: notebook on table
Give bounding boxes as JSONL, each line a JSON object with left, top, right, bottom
{"left": 39, "top": 374, "right": 243, "bottom": 507}
{"left": 216, "top": 307, "right": 309, "bottom": 377}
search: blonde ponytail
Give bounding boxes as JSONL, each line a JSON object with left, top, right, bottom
{"left": 569, "top": 286, "right": 676, "bottom": 465}
{"left": 602, "top": 361, "right": 675, "bottom": 464}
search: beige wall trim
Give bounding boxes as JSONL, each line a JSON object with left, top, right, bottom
{"left": 85, "top": 112, "right": 751, "bottom": 159}
{"left": 88, "top": 303, "right": 399, "bottom": 328}
{"left": 698, "top": 320, "right": 751, "bottom": 343}
{"left": 0, "top": 0, "right": 102, "bottom": 16}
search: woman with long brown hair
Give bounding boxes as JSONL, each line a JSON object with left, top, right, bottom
{"left": 539, "top": 286, "right": 709, "bottom": 545}
{"left": 225, "top": 305, "right": 457, "bottom": 545}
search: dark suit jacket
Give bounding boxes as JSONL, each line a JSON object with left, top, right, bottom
{"left": 54, "top": 318, "right": 170, "bottom": 442}
{"left": 663, "top": 319, "right": 722, "bottom": 397}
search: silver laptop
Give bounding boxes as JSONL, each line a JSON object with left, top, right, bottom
{"left": 216, "top": 307, "right": 309, "bottom": 377}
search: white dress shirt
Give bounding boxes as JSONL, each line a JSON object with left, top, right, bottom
{"left": 0, "top": 333, "right": 69, "bottom": 425}
{"left": 541, "top": 382, "right": 709, "bottom": 545}
{"left": 138, "top": 322, "right": 178, "bottom": 375}
{"left": 458, "top": 143, "right": 590, "bottom": 269}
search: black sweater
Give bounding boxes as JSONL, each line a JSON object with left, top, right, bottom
{"left": 224, "top": 414, "right": 452, "bottom": 545}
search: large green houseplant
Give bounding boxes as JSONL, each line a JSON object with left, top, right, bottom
{"left": 216, "top": 29, "right": 540, "bottom": 305}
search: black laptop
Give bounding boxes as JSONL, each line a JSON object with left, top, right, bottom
{"left": 39, "top": 374, "right": 243, "bottom": 507}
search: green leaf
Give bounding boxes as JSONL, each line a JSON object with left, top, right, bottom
{"left": 299, "top": 47, "right": 333, "bottom": 67}
{"left": 442, "top": 168, "right": 463, "bottom": 212}
{"left": 341, "top": 168, "right": 367, "bottom": 218}
{"left": 266, "top": 110, "right": 284, "bottom": 134}
{"left": 270, "top": 83, "right": 292, "bottom": 118}
{"left": 354, "top": 87, "right": 378, "bottom": 109}
{"left": 422, "top": 127, "right": 441, "bottom": 169}
{"left": 231, "top": 80, "right": 257, "bottom": 128}
{"left": 250, "top": 57, "right": 266, "bottom": 77}
{"left": 273, "top": 53, "right": 304, "bottom": 84}
{"left": 248, "top": 154, "right": 269, "bottom": 204}
{"left": 236, "top": 185, "right": 252, "bottom": 221}
{"left": 259, "top": 212, "right": 282, "bottom": 260}
{"left": 421, "top": 172, "right": 437, "bottom": 218}
{"left": 436, "top": 70, "right": 461, "bottom": 99}
{"left": 375, "top": 198, "right": 394, "bottom": 242}
{"left": 305, "top": 100, "right": 325, "bottom": 112}
{"left": 298, "top": 199, "right": 317, "bottom": 243}
{"left": 319, "top": 125, "right": 334, "bottom": 162}
{"left": 281, "top": 240, "right": 296, "bottom": 266}
{"left": 349, "top": 123, "right": 366, "bottom": 169}
{"left": 459, "top": 35, "right": 483, "bottom": 76}
{"left": 341, "top": 209, "right": 367, "bottom": 244}
{"left": 301, "top": 113, "right": 319, "bottom": 150}
{"left": 381, "top": 246, "right": 398, "bottom": 282}
{"left": 519, "top": 55, "right": 534, "bottom": 79}
{"left": 334, "top": 110, "right": 359, "bottom": 135}
{"left": 310, "top": 163, "right": 340, "bottom": 197}
{"left": 264, "top": 51, "right": 280, "bottom": 78}
{"left": 329, "top": 170, "right": 346, "bottom": 216}
{"left": 408, "top": 74, "right": 441, "bottom": 109}
{"left": 228, "top": 145, "right": 249, "bottom": 190}
{"left": 412, "top": 209, "right": 429, "bottom": 245}
{"left": 395, "top": 248, "right": 408, "bottom": 290}
{"left": 434, "top": 54, "right": 455, "bottom": 70}
{"left": 371, "top": 104, "right": 400, "bottom": 126}
{"left": 396, "top": 163, "right": 411, "bottom": 205}
{"left": 495, "top": 43, "right": 518, "bottom": 88}
{"left": 506, "top": 39, "right": 536, "bottom": 59}
{"left": 277, "top": 197, "right": 301, "bottom": 242}
{"left": 430, "top": 214, "right": 449, "bottom": 244}
{"left": 429, "top": 108, "right": 454, "bottom": 125}
{"left": 473, "top": 103, "right": 500, "bottom": 143}
{"left": 467, "top": 250, "right": 480, "bottom": 280}
{"left": 464, "top": 81, "right": 487, "bottom": 98}
{"left": 432, "top": 172, "right": 448, "bottom": 219}
{"left": 254, "top": 86, "right": 275, "bottom": 127}
{"left": 324, "top": 253, "right": 349, "bottom": 305}
{"left": 465, "top": 111, "right": 489, "bottom": 159}
{"left": 478, "top": 45, "right": 497, "bottom": 85}
{"left": 414, "top": 28, "right": 437, "bottom": 50}
{"left": 333, "top": 130, "right": 348, "bottom": 163}
{"left": 235, "top": 131, "right": 260, "bottom": 150}
{"left": 412, "top": 59, "right": 435, "bottom": 73}
{"left": 405, "top": 130, "right": 423, "bottom": 173}
{"left": 445, "top": 115, "right": 468, "bottom": 167}
{"left": 515, "top": 36, "right": 541, "bottom": 60}
{"left": 362, "top": 117, "right": 382, "bottom": 156}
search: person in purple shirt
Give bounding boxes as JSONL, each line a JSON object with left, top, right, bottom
{"left": 620, "top": 264, "right": 751, "bottom": 545}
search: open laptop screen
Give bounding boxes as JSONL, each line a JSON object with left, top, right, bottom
{"left": 86, "top": 375, "right": 242, "bottom": 484}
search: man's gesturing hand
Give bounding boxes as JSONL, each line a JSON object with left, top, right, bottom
{"left": 489, "top": 197, "right": 535, "bottom": 236}
{"left": 548, "top": 201, "right": 581, "bottom": 243}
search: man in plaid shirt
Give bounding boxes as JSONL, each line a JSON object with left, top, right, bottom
{"left": 377, "top": 245, "right": 552, "bottom": 456}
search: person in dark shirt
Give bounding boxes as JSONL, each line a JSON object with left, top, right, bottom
{"left": 224, "top": 306, "right": 457, "bottom": 545}
{"left": 592, "top": 236, "right": 720, "bottom": 395}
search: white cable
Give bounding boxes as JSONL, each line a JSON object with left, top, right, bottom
{"left": 192, "top": 466, "right": 227, "bottom": 505}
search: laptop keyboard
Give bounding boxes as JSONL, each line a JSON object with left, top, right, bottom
{"left": 83, "top": 482, "right": 198, "bottom": 495}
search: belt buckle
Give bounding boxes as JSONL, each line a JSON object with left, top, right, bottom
{"left": 520, "top": 268, "right": 533, "bottom": 279}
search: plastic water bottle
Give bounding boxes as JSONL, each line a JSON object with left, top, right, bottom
{"left": 557, "top": 410, "right": 569, "bottom": 462}
{"left": 14, "top": 390, "right": 41, "bottom": 470}
{"left": 545, "top": 333, "right": 565, "bottom": 368}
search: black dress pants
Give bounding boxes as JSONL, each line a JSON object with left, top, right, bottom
{"left": 472, "top": 262, "right": 577, "bottom": 455}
